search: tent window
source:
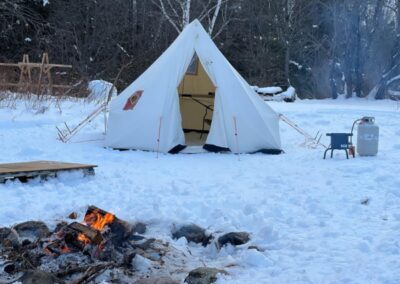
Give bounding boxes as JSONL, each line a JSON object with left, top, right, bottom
{"left": 186, "top": 55, "right": 198, "bottom": 75}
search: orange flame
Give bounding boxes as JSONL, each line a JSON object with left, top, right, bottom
{"left": 77, "top": 209, "right": 115, "bottom": 246}
{"left": 77, "top": 233, "right": 91, "bottom": 245}
{"left": 60, "top": 244, "right": 71, "bottom": 253}
{"left": 84, "top": 210, "right": 115, "bottom": 231}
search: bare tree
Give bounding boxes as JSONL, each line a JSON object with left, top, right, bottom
{"left": 153, "top": 0, "right": 232, "bottom": 36}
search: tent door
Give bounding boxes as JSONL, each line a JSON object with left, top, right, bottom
{"left": 178, "top": 54, "right": 216, "bottom": 146}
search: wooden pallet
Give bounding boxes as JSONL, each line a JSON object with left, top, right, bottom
{"left": 0, "top": 161, "right": 97, "bottom": 183}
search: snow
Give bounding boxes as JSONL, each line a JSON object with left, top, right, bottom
{"left": 0, "top": 97, "right": 400, "bottom": 283}
{"left": 87, "top": 80, "right": 117, "bottom": 103}
{"left": 253, "top": 86, "right": 283, "bottom": 94}
{"left": 386, "top": 74, "right": 400, "bottom": 85}
{"left": 290, "top": 60, "right": 303, "bottom": 70}
{"left": 388, "top": 90, "right": 400, "bottom": 97}
{"left": 252, "top": 86, "right": 296, "bottom": 102}
{"left": 268, "top": 86, "right": 296, "bottom": 102}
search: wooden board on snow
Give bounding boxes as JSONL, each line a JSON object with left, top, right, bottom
{"left": 0, "top": 160, "right": 97, "bottom": 183}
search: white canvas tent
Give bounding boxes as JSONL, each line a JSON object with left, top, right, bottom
{"left": 105, "top": 20, "right": 282, "bottom": 154}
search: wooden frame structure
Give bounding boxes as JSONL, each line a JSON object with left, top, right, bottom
{"left": 0, "top": 53, "right": 72, "bottom": 94}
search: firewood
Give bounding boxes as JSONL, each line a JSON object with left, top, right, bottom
{"left": 86, "top": 205, "right": 111, "bottom": 217}
{"left": 73, "top": 262, "right": 115, "bottom": 284}
{"left": 85, "top": 205, "right": 132, "bottom": 243}
{"left": 68, "top": 222, "right": 103, "bottom": 245}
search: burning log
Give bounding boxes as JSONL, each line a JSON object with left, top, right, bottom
{"left": 84, "top": 206, "right": 115, "bottom": 231}
{"left": 84, "top": 205, "right": 132, "bottom": 245}
{"left": 85, "top": 206, "right": 113, "bottom": 219}
{"left": 68, "top": 222, "right": 103, "bottom": 245}
{"left": 44, "top": 240, "right": 71, "bottom": 255}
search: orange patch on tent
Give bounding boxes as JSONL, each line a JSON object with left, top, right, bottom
{"left": 123, "top": 90, "right": 143, "bottom": 110}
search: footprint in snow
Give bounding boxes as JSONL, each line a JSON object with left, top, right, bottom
{"left": 392, "top": 144, "right": 400, "bottom": 150}
{"left": 315, "top": 119, "right": 330, "bottom": 125}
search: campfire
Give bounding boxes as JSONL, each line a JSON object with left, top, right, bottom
{"left": 43, "top": 206, "right": 131, "bottom": 260}
{"left": 0, "top": 206, "right": 185, "bottom": 283}
{"left": 0, "top": 206, "right": 238, "bottom": 283}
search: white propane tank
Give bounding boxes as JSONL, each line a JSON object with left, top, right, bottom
{"left": 357, "top": 117, "right": 379, "bottom": 156}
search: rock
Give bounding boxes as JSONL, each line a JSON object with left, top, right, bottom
{"left": 134, "top": 277, "right": 179, "bottom": 284}
{"left": 0, "top": 227, "right": 19, "bottom": 247}
{"left": 361, "top": 198, "right": 370, "bottom": 205}
{"left": 172, "top": 224, "right": 211, "bottom": 246}
{"left": 54, "top": 222, "right": 68, "bottom": 233}
{"left": 13, "top": 221, "right": 50, "bottom": 243}
{"left": 133, "top": 222, "right": 147, "bottom": 234}
{"left": 184, "top": 267, "right": 227, "bottom": 284}
{"left": 248, "top": 245, "right": 265, "bottom": 252}
{"left": 21, "top": 270, "right": 63, "bottom": 284}
{"left": 67, "top": 212, "right": 78, "bottom": 219}
{"left": 218, "top": 232, "right": 250, "bottom": 247}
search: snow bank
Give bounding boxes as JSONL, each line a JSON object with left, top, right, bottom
{"left": 271, "top": 86, "right": 296, "bottom": 102}
{"left": 253, "top": 86, "right": 283, "bottom": 95}
{"left": 256, "top": 86, "right": 296, "bottom": 102}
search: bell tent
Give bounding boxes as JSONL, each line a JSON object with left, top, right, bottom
{"left": 105, "top": 20, "right": 282, "bottom": 154}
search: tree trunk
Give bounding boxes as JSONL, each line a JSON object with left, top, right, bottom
{"left": 208, "top": 0, "right": 223, "bottom": 35}
{"left": 284, "top": 44, "right": 290, "bottom": 86}
{"left": 354, "top": 11, "right": 362, "bottom": 97}
{"left": 330, "top": 61, "right": 338, "bottom": 99}
{"left": 182, "top": 0, "right": 191, "bottom": 28}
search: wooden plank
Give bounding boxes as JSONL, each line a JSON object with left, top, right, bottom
{"left": 0, "top": 161, "right": 97, "bottom": 175}
{"left": 0, "top": 82, "right": 72, "bottom": 89}
{"left": 0, "top": 168, "right": 94, "bottom": 183}
{"left": 52, "top": 85, "right": 73, "bottom": 89}
{"left": 17, "top": 63, "right": 72, "bottom": 68}
{"left": 0, "top": 62, "right": 72, "bottom": 69}
{"left": 0, "top": 83, "right": 22, "bottom": 87}
{"left": 0, "top": 63, "right": 20, "bottom": 67}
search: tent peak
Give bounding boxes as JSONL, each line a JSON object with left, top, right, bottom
{"left": 189, "top": 19, "right": 201, "bottom": 26}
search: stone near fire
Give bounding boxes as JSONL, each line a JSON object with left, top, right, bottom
{"left": 67, "top": 212, "right": 78, "bottom": 219}
{"left": 217, "top": 232, "right": 250, "bottom": 248}
{"left": 134, "top": 276, "right": 179, "bottom": 284}
{"left": 133, "top": 222, "right": 147, "bottom": 234}
{"left": 0, "top": 227, "right": 18, "bottom": 247}
{"left": 21, "top": 270, "right": 63, "bottom": 284}
{"left": 13, "top": 221, "right": 50, "bottom": 243}
{"left": 184, "top": 267, "right": 227, "bottom": 284}
{"left": 172, "top": 224, "right": 211, "bottom": 246}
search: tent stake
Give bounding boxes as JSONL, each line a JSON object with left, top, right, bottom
{"left": 156, "top": 117, "right": 163, "bottom": 159}
{"left": 233, "top": 116, "right": 240, "bottom": 160}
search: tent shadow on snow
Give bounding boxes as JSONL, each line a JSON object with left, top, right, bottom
{"left": 105, "top": 20, "right": 282, "bottom": 154}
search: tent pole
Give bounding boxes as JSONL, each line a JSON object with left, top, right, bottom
{"left": 156, "top": 117, "right": 163, "bottom": 158}
{"left": 103, "top": 102, "right": 107, "bottom": 134}
{"left": 233, "top": 116, "right": 240, "bottom": 160}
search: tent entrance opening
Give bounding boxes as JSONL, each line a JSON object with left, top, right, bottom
{"left": 178, "top": 55, "right": 216, "bottom": 146}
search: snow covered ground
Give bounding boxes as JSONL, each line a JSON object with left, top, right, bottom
{"left": 0, "top": 97, "right": 399, "bottom": 283}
